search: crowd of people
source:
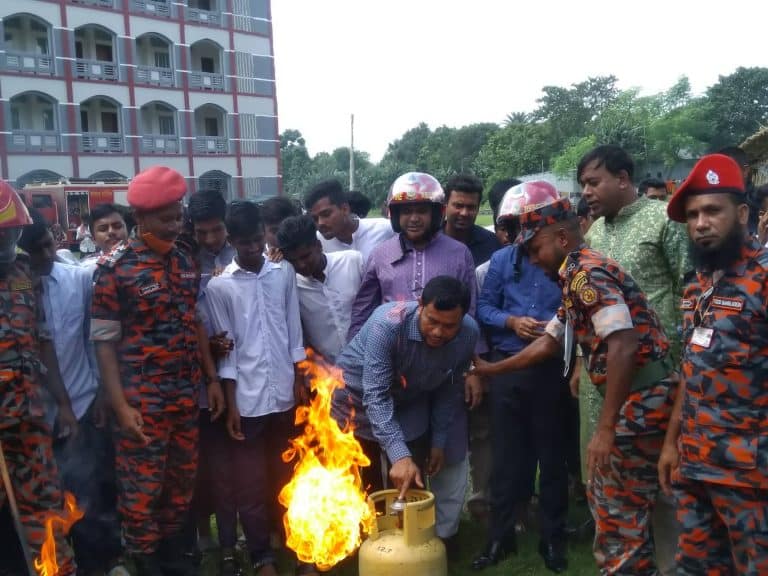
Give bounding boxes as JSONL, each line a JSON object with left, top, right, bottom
{"left": 0, "top": 142, "right": 766, "bottom": 576}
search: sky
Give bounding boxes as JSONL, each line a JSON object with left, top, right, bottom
{"left": 271, "top": 0, "right": 768, "bottom": 162}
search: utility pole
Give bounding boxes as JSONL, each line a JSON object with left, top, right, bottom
{"left": 349, "top": 113, "right": 356, "bottom": 191}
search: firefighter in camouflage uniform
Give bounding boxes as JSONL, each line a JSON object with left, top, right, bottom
{"left": 660, "top": 154, "right": 768, "bottom": 575}
{"left": 0, "top": 180, "right": 76, "bottom": 575}
{"left": 473, "top": 189, "right": 676, "bottom": 575}
{"left": 91, "top": 166, "right": 204, "bottom": 575}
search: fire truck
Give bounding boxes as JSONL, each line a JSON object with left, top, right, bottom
{"left": 20, "top": 179, "right": 130, "bottom": 246}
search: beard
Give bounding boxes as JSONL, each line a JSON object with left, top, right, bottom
{"left": 689, "top": 224, "right": 746, "bottom": 272}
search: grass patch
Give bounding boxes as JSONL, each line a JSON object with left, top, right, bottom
{"left": 197, "top": 500, "right": 598, "bottom": 575}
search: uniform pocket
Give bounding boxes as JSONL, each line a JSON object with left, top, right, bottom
{"left": 694, "top": 405, "right": 758, "bottom": 470}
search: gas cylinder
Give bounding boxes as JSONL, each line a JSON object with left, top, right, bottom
{"left": 358, "top": 489, "right": 447, "bottom": 576}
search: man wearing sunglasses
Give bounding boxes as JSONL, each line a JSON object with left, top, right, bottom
{"left": 659, "top": 154, "right": 768, "bottom": 575}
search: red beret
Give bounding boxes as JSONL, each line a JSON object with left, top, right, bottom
{"left": 128, "top": 166, "right": 187, "bottom": 211}
{"left": 667, "top": 154, "right": 745, "bottom": 222}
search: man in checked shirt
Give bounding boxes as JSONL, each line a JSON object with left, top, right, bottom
{"left": 334, "top": 276, "right": 482, "bottom": 502}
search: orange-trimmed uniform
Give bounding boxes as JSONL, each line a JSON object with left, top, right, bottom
{"left": 91, "top": 238, "right": 201, "bottom": 555}
{"left": 545, "top": 246, "right": 676, "bottom": 575}
{"left": 0, "top": 254, "right": 75, "bottom": 574}
{"left": 676, "top": 239, "right": 768, "bottom": 575}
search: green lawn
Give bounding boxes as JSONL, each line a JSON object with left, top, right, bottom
{"left": 197, "top": 500, "right": 598, "bottom": 575}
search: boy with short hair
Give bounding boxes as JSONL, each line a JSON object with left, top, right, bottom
{"left": 205, "top": 201, "right": 306, "bottom": 576}
{"left": 277, "top": 215, "right": 363, "bottom": 364}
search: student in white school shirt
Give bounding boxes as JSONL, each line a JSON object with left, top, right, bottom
{"left": 204, "top": 201, "right": 311, "bottom": 576}
{"left": 304, "top": 179, "right": 394, "bottom": 263}
{"left": 276, "top": 214, "right": 364, "bottom": 363}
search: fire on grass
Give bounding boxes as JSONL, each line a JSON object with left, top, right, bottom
{"left": 279, "top": 351, "right": 375, "bottom": 571}
{"left": 34, "top": 492, "right": 84, "bottom": 576}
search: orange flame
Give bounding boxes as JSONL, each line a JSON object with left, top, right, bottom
{"left": 34, "top": 491, "right": 84, "bottom": 576}
{"left": 278, "top": 351, "right": 375, "bottom": 571}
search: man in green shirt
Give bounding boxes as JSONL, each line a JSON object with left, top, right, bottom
{"left": 578, "top": 145, "right": 691, "bottom": 576}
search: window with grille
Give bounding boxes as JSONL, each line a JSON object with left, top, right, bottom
{"left": 154, "top": 51, "right": 170, "bottom": 68}
{"left": 42, "top": 110, "right": 54, "bottom": 131}
{"left": 200, "top": 57, "right": 215, "bottom": 73}
{"left": 101, "top": 111, "right": 118, "bottom": 133}
{"left": 204, "top": 117, "right": 219, "bottom": 136}
{"left": 35, "top": 37, "right": 49, "bottom": 55}
{"left": 158, "top": 115, "right": 175, "bottom": 135}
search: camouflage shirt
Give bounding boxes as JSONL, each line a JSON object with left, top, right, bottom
{"left": 546, "top": 247, "right": 673, "bottom": 436}
{"left": 91, "top": 239, "right": 201, "bottom": 414}
{"left": 679, "top": 240, "right": 768, "bottom": 488}
{"left": 586, "top": 196, "right": 691, "bottom": 363}
{"left": 0, "top": 255, "right": 46, "bottom": 424}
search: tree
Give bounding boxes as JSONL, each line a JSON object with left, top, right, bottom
{"left": 591, "top": 90, "right": 659, "bottom": 162}
{"left": 504, "top": 112, "right": 530, "bottom": 126}
{"left": 662, "top": 76, "right": 692, "bottom": 112}
{"left": 552, "top": 135, "right": 597, "bottom": 177}
{"left": 706, "top": 67, "right": 768, "bottom": 149}
{"left": 381, "top": 122, "right": 432, "bottom": 168}
{"left": 534, "top": 75, "right": 619, "bottom": 144}
{"left": 280, "top": 129, "right": 313, "bottom": 198}
{"left": 647, "top": 97, "right": 713, "bottom": 167}
{"left": 474, "top": 122, "right": 555, "bottom": 185}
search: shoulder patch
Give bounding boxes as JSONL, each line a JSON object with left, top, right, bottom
{"left": 680, "top": 298, "right": 695, "bottom": 311}
{"left": 570, "top": 270, "right": 589, "bottom": 293}
{"left": 10, "top": 278, "right": 32, "bottom": 291}
{"left": 97, "top": 241, "right": 129, "bottom": 268}
{"left": 578, "top": 285, "right": 599, "bottom": 306}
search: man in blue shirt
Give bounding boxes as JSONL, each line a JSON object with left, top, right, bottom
{"left": 474, "top": 182, "right": 570, "bottom": 573}
{"left": 333, "top": 276, "right": 481, "bottom": 497}
{"left": 19, "top": 209, "right": 124, "bottom": 575}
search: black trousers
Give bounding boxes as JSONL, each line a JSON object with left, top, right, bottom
{"left": 358, "top": 435, "right": 430, "bottom": 495}
{"left": 488, "top": 355, "right": 569, "bottom": 544}
{"left": 53, "top": 406, "right": 122, "bottom": 572}
{"left": 229, "top": 410, "right": 294, "bottom": 564}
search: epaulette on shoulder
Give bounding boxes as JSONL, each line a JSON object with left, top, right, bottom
{"left": 97, "top": 241, "right": 129, "bottom": 269}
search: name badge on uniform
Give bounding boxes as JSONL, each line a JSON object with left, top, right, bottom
{"left": 691, "top": 327, "right": 714, "bottom": 348}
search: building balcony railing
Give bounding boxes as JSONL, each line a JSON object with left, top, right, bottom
{"left": 186, "top": 7, "right": 221, "bottom": 26}
{"left": 135, "top": 65, "right": 175, "bottom": 87}
{"left": 3, "top": 52, "right": 54, "bottom": 75}
{"left": 8, "top": 131, "right": 60, "bottom": 152}
{"left": 81, "top": 132, "right": 124, "bottom": 153}
{"left": 72, "top": 0, "right": 116, "bottom": 7}
{"left": 74, "top": 59, "right": 118, "bottom": 81}
{"left": 189, "top": 71, "right": 224, "bottom": 91}
{"left": 194, "top": 136, "right": 228, "bottom": 154}
{"left": 141, "top": 135, "right": 179, "bottom": 154}
{"left": 133, "top": 0, "right": 171, "bottom": 17}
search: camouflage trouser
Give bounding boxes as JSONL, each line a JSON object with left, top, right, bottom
{"left": 114, "top": 408, "right": 198, "bottom": 554}
{"left": 587, "top": 433, "right": 663, "bottom": 575}
{"left": 0, "top": 418, "right": 76, "bottom": 575}
{"left": 676, "top": 478, "right": 768, "bottom": 575}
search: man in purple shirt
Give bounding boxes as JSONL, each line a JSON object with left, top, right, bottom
{"left": 348, "top": 172, "right": 479, "bottom": 558}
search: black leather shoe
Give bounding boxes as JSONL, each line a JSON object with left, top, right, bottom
{"left": 471, "top": 539, "right": 516, "bottom": 570}
{"left": 538, "top": 540, "right": 568, "bottom": 573}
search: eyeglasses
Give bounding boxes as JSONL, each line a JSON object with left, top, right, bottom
{"left": 693, "top": 286, "right": 714, "bottom": 327}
